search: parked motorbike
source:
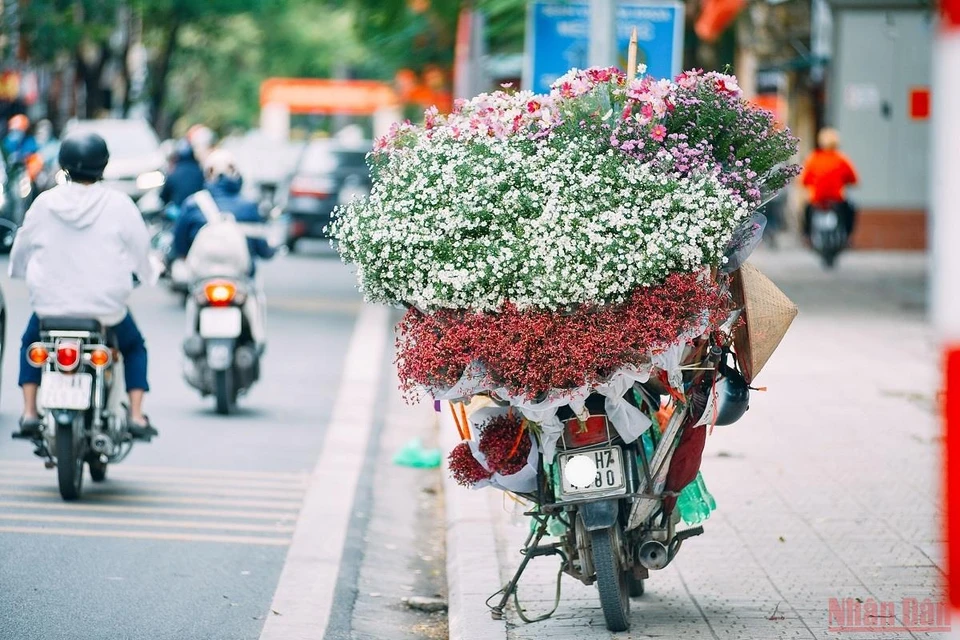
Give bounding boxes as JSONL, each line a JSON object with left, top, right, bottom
{"left": 809, "top": 203, "right": 848, "bottom": 269}
{"left": 12, "top": 317, "right": 147, "bottom": 500}
{"left": 182, "top": 277, "right": 263, "bottom": 414}
{"left": 489, "top": 313, "right": 748, "bottom": 632}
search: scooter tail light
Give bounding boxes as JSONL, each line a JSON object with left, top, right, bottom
{"left": 563, "top": 415, "right": 610, "bottom": 449}
{"left": 56, "top": 342, "right": 81, "bottom": 371}
{"left": 27, "top": 343, "right": 49, "bottom": 367}
{"left": 204, "top": 281, "right": 237, "bottom": 307}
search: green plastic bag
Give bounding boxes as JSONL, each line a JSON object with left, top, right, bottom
{"left": 393, "top": 438, "right": 442, "bottom": 468}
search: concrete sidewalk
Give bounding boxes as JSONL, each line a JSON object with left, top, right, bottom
{"left": 443, "top": 249, "right": 946, "bottom": 640}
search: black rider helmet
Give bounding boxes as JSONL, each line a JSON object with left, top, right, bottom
{"left": 714, "top": 366, "right": 750, "bottom": 426}
{"left": 59, "top": 132, "right": 110, "bottom": 182}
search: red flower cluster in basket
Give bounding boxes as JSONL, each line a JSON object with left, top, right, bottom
{"left": 398, "top": 273, "right": 730, "bottom": 399}
{"left": 449, "top": 414, "right": 532, "bottom": 487}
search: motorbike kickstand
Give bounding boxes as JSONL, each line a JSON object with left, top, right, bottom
{"left": 487, "top": 515, "right": 565, "bottom": 623}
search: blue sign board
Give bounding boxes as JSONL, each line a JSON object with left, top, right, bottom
{"left": 524, "top": 1, "right": 685, "bottom": 95}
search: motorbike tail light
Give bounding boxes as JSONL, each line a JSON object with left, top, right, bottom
{"left": 88, "top": 348, "right": 111, "bottom": 368}
{"left": 56, "top": 342, "right": 81, "bottom": 371}
{"left": 563, "top": 415, "right": 610, "bottom": 449}
{"left": 27, "top": 343, "right": 49, "bottom": 367}
{"left": 204, "top": 281, "right": 237, "bottom": 306}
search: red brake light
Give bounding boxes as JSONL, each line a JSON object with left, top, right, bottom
{"left": 204, "top": 281, "right": 237, "bottom": 306}
{"left": 289, "top": 175, "right": 332, "bottom": 198}
{"left": 563, "top": 415, "right": 610, "bottom": 449}
{"left": 56, "top": 342, "right": 81, "bottom": 371}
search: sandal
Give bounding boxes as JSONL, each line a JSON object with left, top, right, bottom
{"left": 128, "top": 415, "right": 158, "bottom": 441}
{"left": 13, "top": 416, "right": 43, "bottom": 440}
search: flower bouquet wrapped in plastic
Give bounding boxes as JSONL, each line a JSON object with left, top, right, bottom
{"left": 331, "top": 64, "right": 800, "bottom": 469}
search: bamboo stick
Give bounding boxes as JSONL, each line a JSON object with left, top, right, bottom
{"left": 627, "top": 27, "right": 639, "bottom": 81}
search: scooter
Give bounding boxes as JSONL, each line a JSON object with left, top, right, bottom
{"left": 182, "top": 276, "right": 264, "bottom": 414}
{"left": 809, "top": 202, "right": 848, "bottom": 269}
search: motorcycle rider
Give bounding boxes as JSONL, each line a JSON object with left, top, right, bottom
{"left": 173, "top": 149, "right": 275, "bottom": 346}
{"left": 160, "top": 139, "right": 205, "bottom": 209}
{"left": 801, "top": 128, "right": 859, "bottom": 240}
{"left": 3, "top": 114, "right": 38, "bottom": 164}
{"left": 9, "top": 132, "right": 158, "bottom": 440}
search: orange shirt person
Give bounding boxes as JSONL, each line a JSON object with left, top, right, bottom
{"left": 801, "top": 128, "right": 859, "bottom": 236}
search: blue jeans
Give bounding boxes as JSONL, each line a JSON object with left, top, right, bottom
{"left": 19, "top": 313, "right": 149, "bottom": 392}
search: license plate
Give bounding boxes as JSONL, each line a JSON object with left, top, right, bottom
{"left": 559, "top": 446, "right": 626, "bottom": 497}
{"left": 199, "top": 307, "right": 242, "bottom": 338}
{"left": 40, "top": 372, "right": 92, "bottom": 411}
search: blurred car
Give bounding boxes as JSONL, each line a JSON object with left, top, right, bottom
{"left": 219, "top": 130, "right": 304, "bottom": 215}
{"left": 280, "top": 140, "right": 372, "bottom": 251}
{"left": 61, "top": 119, "right": 166, "bottom": 210}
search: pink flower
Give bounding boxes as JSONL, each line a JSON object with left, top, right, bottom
{"left": 651, "top": 124, "right": 667, "bottom": 142}
{"left": 640, "top": 103, "right": 654, "bottom": 120}
{"left": 712, "top": 73, "right": 742, "bottom": 97}
{"left": 527, "top": 100, "right": 541, "bottom": 113}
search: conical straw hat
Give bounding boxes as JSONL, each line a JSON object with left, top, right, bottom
{"left": 731, "top": 262, "right": 798, "bottom": 383}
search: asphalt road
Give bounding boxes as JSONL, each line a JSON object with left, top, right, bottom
{"left": 0, "top": 242, "right": 370, "bottom": 640}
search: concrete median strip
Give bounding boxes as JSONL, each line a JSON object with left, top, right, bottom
{"left": 259, "top": 304, "right": 389, "bottom": 640}
{"left": 439, "top": 406, "right": 509, "bottom": 640}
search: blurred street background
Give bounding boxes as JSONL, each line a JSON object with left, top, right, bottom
{"left": 0, "top": 0, "right": 941, "bottom": 639}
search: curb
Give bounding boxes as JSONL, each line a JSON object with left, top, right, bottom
{"left": 440, "top": 405, "right": 509, "bottom": 640}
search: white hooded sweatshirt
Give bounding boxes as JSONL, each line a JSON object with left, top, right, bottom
{"left": 9, "top": 182, "right": 153, "bottom": 325}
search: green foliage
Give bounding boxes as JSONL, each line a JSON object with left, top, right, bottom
{"left": 165, "top": 3, "right": 369, "bottom": 131}
{"left": 349, "top": 0, "right": 526, "bottom": 76}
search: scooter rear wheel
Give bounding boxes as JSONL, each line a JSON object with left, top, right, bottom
{"left": 591, "top": 526, "right": 631, "bottom": 631}
{"left": 215, "top": 370, "right": 235, "bottom": 415}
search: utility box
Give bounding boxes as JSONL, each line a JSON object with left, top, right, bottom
{"left": 827, "top": 0, "right": 932, "bottom": 249}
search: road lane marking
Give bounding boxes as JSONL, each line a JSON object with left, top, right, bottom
{"left": 0, "top": 489, "right": 303, "bottom": 509}
{"left": 260, "top": 304, "right": 389, "bottom": 640}
{"left": 0, "top": 500, "right": 298, "bottom": 521}
{"left": 0, "top": 525, "right": 291, "bottom": 546}
{"left": 0, "top": 512, "right": 296, "bottom": 533}
{"left": 0, "top": 477, "right": 305, "bottom": 500}
{"left": 0, "top": 460, "right": 310, "bottom": 481}
{"left": 0, "top": 468, "right": 309, "bottom": 491}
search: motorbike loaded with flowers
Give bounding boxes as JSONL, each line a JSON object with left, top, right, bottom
{"left": 332, "top": 64, "right": 800, "bottom": 632}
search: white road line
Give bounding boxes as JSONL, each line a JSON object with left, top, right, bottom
{"left": 0, "top": 489, "right": 303, "bottom": 510}
{"left": 259, "top": 303, "right": 389, "bottom": 640}
{"left": 0, "top": 468, "right": 309, "bottom": 491}
{"left": 0, "top": 477, "right": 304, "bottom": 500}
{"left": 0, "top": 500, "right": 298, "bottom": 521}
{"left": 0, "top": 525, "right": 291, "bottom": 546}
{"left": 0, "top": 460, "right": 310, "bottom": 481}
{"left": 0, "top": 512, "right": 297, "bottom": 533}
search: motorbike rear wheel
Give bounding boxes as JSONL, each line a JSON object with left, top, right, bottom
{"left": 215, "top": 370, "right": 235, "bottom": 415}
{"left": 56, "top": 420, "right": 84, "bottom": 501}
{"left": 591, "top": 527, "right": 631, "bottom": 632}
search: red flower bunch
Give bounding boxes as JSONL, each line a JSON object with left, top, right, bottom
{"left": 398, "top": 273, "right": 730, "bottom": 399}
{"left": 479, "top": 414, "right": 532, "bottom": 476}
{"left": 448, "top": 414, "right": 532, "bottom": 487}
{"left": 449, "top": 442, "right": 492, "bottom": 487}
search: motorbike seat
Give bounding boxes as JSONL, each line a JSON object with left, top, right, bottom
{"left": 39, "top": 317, "right": 104, "bottom": 335}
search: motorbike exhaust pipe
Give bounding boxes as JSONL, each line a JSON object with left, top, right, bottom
{"left": 638, "top": 540, "right": 670, "bottom": 570}
{"left": 91, "top": 434, "right": 113, "bottom": 455}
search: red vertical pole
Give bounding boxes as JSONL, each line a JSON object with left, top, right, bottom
{"left": 935, "top": 0, "right": 960, "bottom": 620}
